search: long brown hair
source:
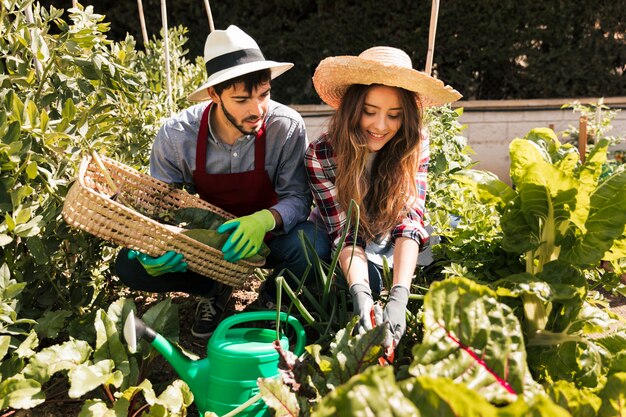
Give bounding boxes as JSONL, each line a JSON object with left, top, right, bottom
{"left": 328, "top": 83, "right": 423, "bottom": 241}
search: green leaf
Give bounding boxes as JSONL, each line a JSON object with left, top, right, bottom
{"left": 578, "top": 138, "right": 609, "bottom": 189}
{"left": 3, "top": 121, "right": 21, "bottom": 144}
{"left": 603, "top": 227, "right": 626, "bottom": 261}
{"left": 453, "top": 169, "right": 516, "bottom": 208}
{"left": 33, "top": 33, "right": 50, "bottom": 61}
{"left": 0, "top": 233, "right": 13, "bottom": 246}
{"left": 401, "top": 375, "right": 495, "bottom": 417}
{"left": 0, "top": 262, "right": 11, "bottom": 283}
{"left": 527, "top": 339, "right": 604, "bottom": 388}
{"left": 26, "top": 236, "right": 48, "bottom": 265}
{"left": 142, "top": 299, "right": 180, "bottom": 344}
{"left": 25, "top": 100, "right": 38, "bottom": 128}
{"left": 0, "top": 335, "right": 11, "bottom": 360}
{"left": 68, "top": 360, "right": 123, "bottom": 398}
{"left": 324, "top": 317, "right": 385, "bottom": 387}
{"left": 16, "top": 331, "right": 39, "bottom": 358}
{"left": 105, "top": 298, "right": 137, "bottom": 327}
{"left": 23, "top": 339, "right": 92, "bottom": 384}
{"left": 11, "top": 93, "right": 24, "bottom": 125}
{"left": 1, "top": 279, "right": 27, "bottom": 299}
{"left": 259, "top": 377, "right": 300, "bottom": 416}
{"left": 13, "top": 184, "right": 34, "bottom": 206}
{"left": 312, "top": 366, "right": 420, "bottom": 417}
{"left": 410, "top": 277, "right": 543, "bottom": 403}
{"left": 546, "top": 380, "right": 601, "bottom": 417}
{"left": 14, "top": 206, "right": 32, "bottom": 225}
{"left": 496, "top": 395, "right": 572, "bottom": 417}
{"left": 39, "top": 109, "right": 49, "bottom": 132}
{"left": 597, "top": 372, "right": 626, "bottom": 417}
{"left": 25, "top": 161, "right": 37, "bottom": 179}
{"left": 78, "top": 399, "right": 115, "bottom": 417}
{"left": 62, "top": 98, "right": 77, "bottom": 121}
{"left": 561, "top": 170, "right": 626, "bottom": 266}
{"left": 94, "top": 309, "right": 130, "bottom": 379}
{"left": 34, "top": 310, "right": 72, "bottom": 339}
{"left": 14, "top": 214, "right": 43, "bottom": 237}
{"left": 151, "top": 379, "right": 193, "bottom": 414}
{"left": 0, "top": 377, "right": 44, "bottom": 410}
{"left": 509, "top": 138, "right": 550, "bottom": 184}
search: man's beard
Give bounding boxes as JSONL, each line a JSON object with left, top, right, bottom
{"left": 220, "top": 101, "right": 264, "bottom": 136}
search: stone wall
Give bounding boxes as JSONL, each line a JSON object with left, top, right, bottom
{"left": 293, "top": 97, "right": 626, "bottom": 184}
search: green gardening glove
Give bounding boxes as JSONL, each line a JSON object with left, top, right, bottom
{"left": 217, "top": 209, "right": 275, "bottom": 263}
{"left": 127, "top": 250, "right": 187, "bottom": 277}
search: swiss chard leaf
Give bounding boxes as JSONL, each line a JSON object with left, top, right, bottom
{"left": 401, "top": 375, "right": 496, "bottom": 417}
{"left": 597, "top": 372, "right": 626, "bottom": 417}
{"left": 546, "top": 380, "right": 601, "bottom": 417}
{"left": 311, "top": 366, "right": 420, "bottom": 417}
{"left": 409, "top": 277, "right": 543, "bottom": 404}
{"left": 323, "top": 318, "right": 385, "bottom": 387}
{"left": 560, "top": 170, "right": 626, "bottom": 266}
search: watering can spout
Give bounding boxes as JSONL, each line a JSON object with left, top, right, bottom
{"left": 123, "top": 311, "right": 207, "bottom": 389}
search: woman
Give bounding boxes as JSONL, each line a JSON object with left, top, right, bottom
{"left": 305, "top": 46, "right": 461, "bottom": 349}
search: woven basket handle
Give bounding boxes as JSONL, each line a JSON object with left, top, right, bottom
{"left": 90, "top": 150, "right": 119, "bottom": 195}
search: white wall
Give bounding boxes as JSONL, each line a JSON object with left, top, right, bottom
{"left": 293, "top": 97, "right": 626, "bottom": 184}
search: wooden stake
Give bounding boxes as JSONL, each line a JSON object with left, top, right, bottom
{"left": 203, "top": 0, "right": 215, "bottom": 32}
{"left": 424, "top": 0, "right": 440, "bottom": 75}
{"left": 137, "top": 0, "right": 149, "bottom": 45}
{"left": 160, "top": 0, "right": 173, "bottom": 114}
{"left": 578, "top": 116, "right": 588, "bottom": 163}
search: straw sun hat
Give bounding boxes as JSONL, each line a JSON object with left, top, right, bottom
{"left": 313, "top": 46, "right": 462, "bottom": 109}
{"left": 188, "top": 25, "right": 293, "bottom": 102}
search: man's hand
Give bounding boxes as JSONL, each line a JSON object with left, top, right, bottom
{"left": 383, "top": 285, "right": 409, "bottom": 348}
{"left": 349, "top": 283, "right": 379, "bottom": 334}
{"left": 128, "top": 250, "right": 187, "bottom": 276}
{"left": 217, "top": 209, "right": 275, "bottom": 262}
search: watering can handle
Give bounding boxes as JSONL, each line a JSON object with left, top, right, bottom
{"left": 212, "top": 311, "right": 306, "bottom": 356}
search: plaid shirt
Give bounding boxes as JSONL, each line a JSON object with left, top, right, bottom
{"left": 305, "top": 132, "right": 430, "bottom": 250}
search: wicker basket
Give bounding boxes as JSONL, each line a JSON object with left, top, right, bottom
{"left": 62, "top": 155, "right": 262, "bottom": 288}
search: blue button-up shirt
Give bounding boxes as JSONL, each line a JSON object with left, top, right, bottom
{"left": 149, "top": 100, "right": 311, "bottom": 234}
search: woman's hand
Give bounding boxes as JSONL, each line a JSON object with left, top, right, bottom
{"left": 383, "top": 285, "right": 409, "bottom": 347}
{"left": 349, "top": 283, "right": 381, "bottom": 334}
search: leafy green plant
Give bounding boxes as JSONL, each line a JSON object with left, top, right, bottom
{"left": 561, "top": 100, "right": 625, "bottom": 181}
{"left": 440, "top": 128, "right": 626, "bottom": 404}
{"left": 0, "top": 1, "right": 205, "bottom": 414}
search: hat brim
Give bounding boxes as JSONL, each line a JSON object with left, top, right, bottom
{"left": 313, "top": 56, "right": 462, "bottom": 109}
{"left": 187, "top": 61, "right": 293, "bottom": 102}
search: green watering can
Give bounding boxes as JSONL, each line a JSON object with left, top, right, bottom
{"left": 123, "top": 310, "right": 306, "bottom": 416}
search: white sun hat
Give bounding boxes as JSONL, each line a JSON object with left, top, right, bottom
{"left": 187, "top": 25, "right": 293, "bottom": 102}
{"left": 313, "top": 46, "right": 462, "bottom": 109}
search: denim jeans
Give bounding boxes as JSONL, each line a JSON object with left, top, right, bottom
{"left": 114, "top": 220, "right": 331, "bottom": 296}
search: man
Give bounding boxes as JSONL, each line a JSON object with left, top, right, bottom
{"left": 115, "top": 25, "right": 329, "bottom": 337}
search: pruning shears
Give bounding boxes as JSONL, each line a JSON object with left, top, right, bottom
{"left": 370, "top": 304, "right": 395, "bottom": 366}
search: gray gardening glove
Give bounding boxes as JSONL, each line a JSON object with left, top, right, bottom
{"left": 349, "top": 283, "right": 381, "bottom": 334}
{"left": 383, "top": 285, "right": 409, "bottom": 348}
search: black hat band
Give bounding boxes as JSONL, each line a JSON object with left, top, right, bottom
{"left": 205, "top": 48, "right": 265, "bottom": 76}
